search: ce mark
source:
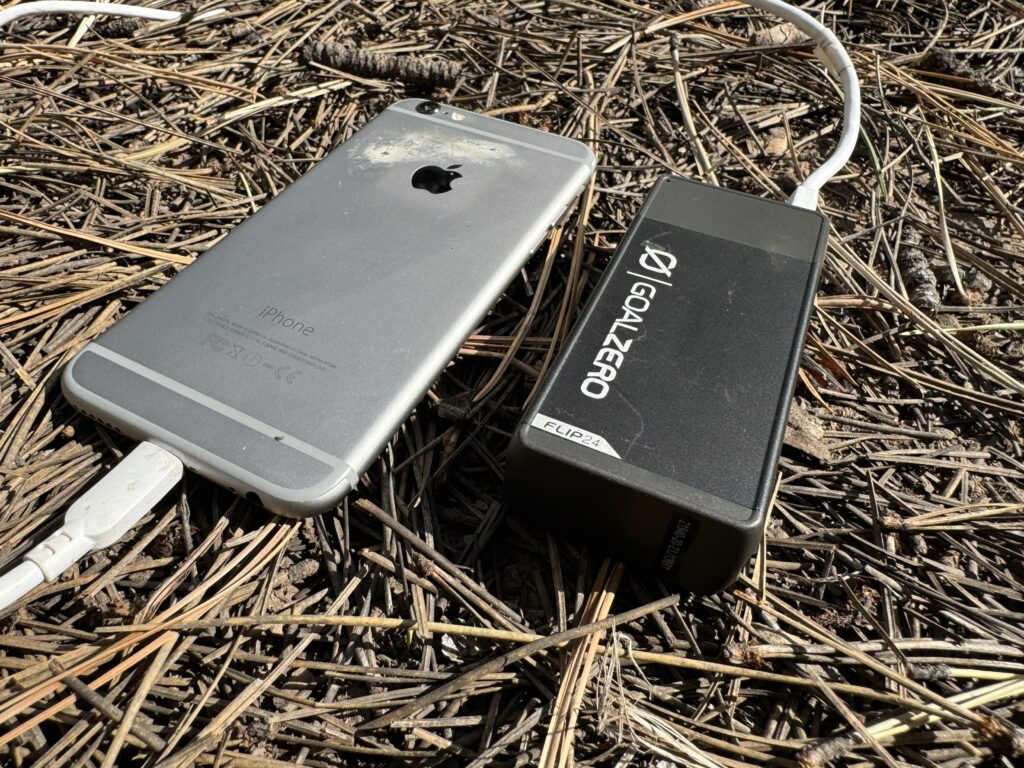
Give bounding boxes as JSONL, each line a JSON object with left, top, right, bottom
{"left": 275, "top": 365, "right": 301, "bottom": 385}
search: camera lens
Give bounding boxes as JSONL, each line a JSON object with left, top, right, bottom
{"left": 416, "top": 101, "right": 441, "bottom": 115}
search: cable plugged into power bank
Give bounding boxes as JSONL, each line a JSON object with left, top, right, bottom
{"left": 0, "top": 442, "right": 183, "bottom": 611}
{"left": 507, "top": 3, "right": 862, "bottom": 592}
{"left": 743, "top": 0, "right": 861, "bottom": 210}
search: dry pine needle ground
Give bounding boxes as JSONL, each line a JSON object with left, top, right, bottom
{"left": 1, "top": 1, "right": 1023, "bottom": 766}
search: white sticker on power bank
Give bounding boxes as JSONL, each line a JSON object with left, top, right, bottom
{"left": 531, "top": 414, "right": 621, "bottom": 459}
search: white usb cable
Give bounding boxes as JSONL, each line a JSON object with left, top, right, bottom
{"left": 741, "top": 0, "right": 861, "bottom": 209}
{"left": 0, "top": 1, "right": 224, "bottom": 30}
{"left": 0, "top": 442, "right": 183, "bottom": 610}
{"left": 0, "top": 2, "right": 211, "bottom": 611}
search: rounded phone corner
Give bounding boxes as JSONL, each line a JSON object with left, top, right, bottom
{"left": 61, "top": 346, "right": 95, "bottom": 411}
{"left": 575, "top": 142, "right": 597, "bottom": 174}
{"left": 259, "top": 464, "right": 357, "bottom": 519}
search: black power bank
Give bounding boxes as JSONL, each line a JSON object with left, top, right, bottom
{"left": 506, "top": 176, "right": 828, "bottom": 592}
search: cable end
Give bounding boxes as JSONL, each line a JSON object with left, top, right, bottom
{"left": 63, "top": 442, "right": 183, "bottom": 548}
{"left": 0, "top": 442, "right": 183, "bottom": 613}
{"left": 193, "top": 8, "right": 227, "bottom": 21}
{"left": 788, "top": 184, "right": 820, "bottom": 211}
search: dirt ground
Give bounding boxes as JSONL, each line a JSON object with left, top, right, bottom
{"left": 1, "top": 1, "right": 1023, "bottom": 766}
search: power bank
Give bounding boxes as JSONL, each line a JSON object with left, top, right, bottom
{"left": 506, "top": 175, "right": 828, "bottom": 592}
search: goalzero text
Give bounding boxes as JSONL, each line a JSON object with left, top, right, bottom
{"left": 580, "top": 243, "right": 677, "bottom": 400}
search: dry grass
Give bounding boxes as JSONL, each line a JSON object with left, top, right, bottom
{"left": 2, "top": 1, "right": 1024, "bottom": 766}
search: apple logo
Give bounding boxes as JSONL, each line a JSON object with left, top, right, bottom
{"left": 412, "top": 164, "right": 462, "bottom": 194}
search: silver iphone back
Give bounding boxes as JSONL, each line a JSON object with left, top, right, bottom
{"left": 62, "top": 99, "right": 595, "bottom": 516}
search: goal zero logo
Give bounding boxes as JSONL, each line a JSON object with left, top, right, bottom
{"left": 581, "top": 243, "right": 677, "bottom": 400}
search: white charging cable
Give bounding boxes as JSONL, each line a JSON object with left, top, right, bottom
{"left": 0, "top": 2, "right": 207, "bottom": 611}
{"left": 0, "top": 442, "right": 183, "bottom": 610}
{"left": 0, "top": 1, "right": 224, "bottom": 30}
{"left": 741, "top": 0, "right": 861, "bottom": 209}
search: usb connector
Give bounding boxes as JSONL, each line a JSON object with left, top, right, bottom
{"left": 0, "top": 442, "right": 183, "bottom": 611}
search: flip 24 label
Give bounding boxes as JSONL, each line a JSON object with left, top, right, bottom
{"left": 200, "top": 333, "right": 301, "bottom": 385}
